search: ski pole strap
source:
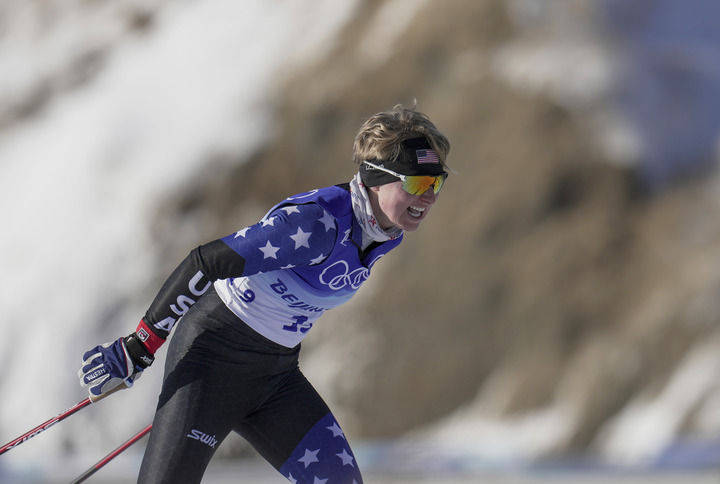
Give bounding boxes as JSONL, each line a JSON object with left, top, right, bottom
{"left": 88, "top": 380, "right": 129, "bottom": 403}
{"left": 134, "top": 319, "right": 165, "bottom": 355}
{"left": 124, "top": 333, "right": 154, "bottom": 370}
{"left": 71, "top": 423, "right": 153, "bottom": 484}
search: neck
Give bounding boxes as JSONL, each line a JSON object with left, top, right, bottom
{"left": 367, "top": 187, "right": 394, "bottom": 230}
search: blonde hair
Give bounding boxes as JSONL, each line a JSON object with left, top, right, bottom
{"left": 352, "top": 104, "right": 451, "bottom": 168}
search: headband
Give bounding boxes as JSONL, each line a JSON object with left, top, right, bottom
{"left": 359, "top": 137, "right": 446, "bottom": 187}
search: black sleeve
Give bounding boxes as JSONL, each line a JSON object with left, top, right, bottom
{"left": 143, "top": 239, "right": 245, "bottom": 339}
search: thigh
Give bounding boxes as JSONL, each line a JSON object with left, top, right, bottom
{"left": 137, "top": 375, "right": 232, "bottom": 484}
{"left": 139, "top": 288, "right": 304, "bottom": 483}
{"left": 137, "top": 292, "right": 254, "bottom": 484}
{"left": 237, "top": 369, "right": 364, "bottom": 483}
{"left": 138, "top": 311, "right": 237, "bottom": 484}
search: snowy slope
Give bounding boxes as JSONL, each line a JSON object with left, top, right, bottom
{"left": 3, "top": 1, "right": 720, "bottom": 481}
{"left": 0, "top": 0, "right": 358, "bottom": 473}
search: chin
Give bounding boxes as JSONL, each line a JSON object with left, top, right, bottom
{"left": 400, "top": 219, "right": 422, "bottom": 231}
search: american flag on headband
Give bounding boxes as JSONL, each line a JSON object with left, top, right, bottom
{"left": 416, "top": 149, "right": 439, "bottom": 164}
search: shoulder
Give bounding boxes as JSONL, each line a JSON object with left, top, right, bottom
{"left": 272, "top": 184, "right": 351, "bottom": 219}
{"left": 315, "top": 184, "right": 352, "bottom": 218}
{"left": 269, "top": 202, "right": 337, "bottom": 233}
{"left": 270, "top": 201, "right": 324, "bottom": 219}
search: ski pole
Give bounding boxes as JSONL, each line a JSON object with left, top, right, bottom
{"left": 71, "top": 424, "right": 152, "bottom": 484}
{"left": 0, "top": 384, "right": 126, "bottom": 456}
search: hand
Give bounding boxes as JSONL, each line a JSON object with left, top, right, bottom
{"left": 78, "top": 334, "right": 153, "bottom": 398}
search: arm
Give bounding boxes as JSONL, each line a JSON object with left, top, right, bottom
{"left": 77, "top": 240, "right": 244, "bottom": 398}
{"left": 141, "top": 202, "right": 337, "bottom": 346}
{"left": 136, "top": 240, "right": 247, "bottom": 352}
{"left": 79, "top": 203, "right": 336, "bottom": 396}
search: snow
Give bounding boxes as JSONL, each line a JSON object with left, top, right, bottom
{"left": 595, "top": 334, "right": 720, "bottom": 464}
{"left": 358, "top": 0, "right": 431, "bottom": 67}
{"left": 0, "top": 0, "right": 358, "bottom": 473}
{"left": 2, "top": 0, "right": 720, "bottom": 480}
{"left": 409, "top": 389, "right": 577, "bottom": 464}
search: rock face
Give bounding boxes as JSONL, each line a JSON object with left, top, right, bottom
{"left": 8, "top": 0, "right": 720, "bottom": 467}
{"left": 147, "top": 0, "right": 720, "bottom": 459}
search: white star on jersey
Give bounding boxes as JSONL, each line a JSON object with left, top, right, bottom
{"left": 289, "top": 227, "right": 312, "bottom": 249}
{"left": 262, "top": 216, "right": 276, "bottom": 227}
{"left": 318, "top": 210, "right": 335, "bottom": 231}
{"left": 234, "top": 227, "right": 250, "bottom": 238}
{"left": 259, "top": 240, "right": 280, "bottom": 259}
{"left": 282, "top": 205, "right": 301, "bottom": 215}
{"left": 309, "top": 253, "right": 326, "bottom": 265}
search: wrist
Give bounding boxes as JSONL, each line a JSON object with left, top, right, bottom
{"left": 135, "top": 319, "right": 166, "bottom": 354}
{"left": 124, "top": 333, "right": 155, "bottom": 369}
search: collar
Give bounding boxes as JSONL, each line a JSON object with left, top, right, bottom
{"left": 349, "top": 173, "right": 402, "bottom": 250}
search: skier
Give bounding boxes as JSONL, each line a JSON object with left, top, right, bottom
{"left": 78, "top": 104, "right": 450, "bottom": 483}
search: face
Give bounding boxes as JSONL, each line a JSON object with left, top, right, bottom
{"left": 370, "top": 181, "right": 438, "bottom": 231}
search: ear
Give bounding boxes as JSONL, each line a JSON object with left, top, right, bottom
{"left": 369, "top": 185, "right": 381, "bottom": 193}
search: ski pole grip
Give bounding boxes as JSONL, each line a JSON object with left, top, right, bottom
{"left": 89, "top": 382, "right": 128, "bottom": 403}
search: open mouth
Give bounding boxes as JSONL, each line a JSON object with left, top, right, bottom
{"left": 407, "top": 205, "right": 426, "bottom": 219}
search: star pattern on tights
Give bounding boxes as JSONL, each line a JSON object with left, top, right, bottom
{"left": 283, "top": 416, "right": 360, "bottom": 483}
{"left": 298, "top": 448, "right": 320, "bottom": 468}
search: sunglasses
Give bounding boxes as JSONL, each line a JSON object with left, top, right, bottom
{"left": 363, "top": 161, "right": 448, "bottom": 195}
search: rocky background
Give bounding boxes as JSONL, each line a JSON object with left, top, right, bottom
{"left": 2, "top": 0, "right": 720, "bottom": 475}
{"left": 150, "top": 0, "right": 720, "bottom": 464}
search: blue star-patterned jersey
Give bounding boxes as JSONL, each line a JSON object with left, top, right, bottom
{"left": 139, "top": 184, "right": 403, "bottom": 349}
{"left": 133, "top": 184, "right": 396, "bottom": 482}
{"left": 214, "top": 185, "right": 403, "bottom": 347}
{"left": 220, "top": 202, "right": 338, "bottom": 276}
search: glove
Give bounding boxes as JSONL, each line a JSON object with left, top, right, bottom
{"left": 78, "top": 333, "right": 154, "bottom": 398}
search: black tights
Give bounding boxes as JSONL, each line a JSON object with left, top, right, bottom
{"left": 137, "top": 288, "right": 362, "bottom": 483}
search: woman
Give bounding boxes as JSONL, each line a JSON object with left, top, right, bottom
{"left": 79, "top": 104, "right": 450, "bottom": 483}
